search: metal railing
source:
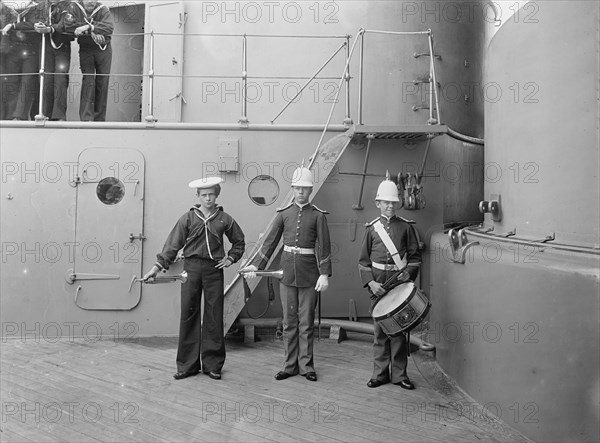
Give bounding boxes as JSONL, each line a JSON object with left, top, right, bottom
{"left": 1, "top": 29, "right": 442, "bottom": 127}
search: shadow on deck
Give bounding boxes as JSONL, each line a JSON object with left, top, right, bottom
{"left": 0, "top": 333, "right": 532, "bottom": 442}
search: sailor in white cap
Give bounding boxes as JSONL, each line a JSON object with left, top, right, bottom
{"left": 358, "top": 178, "right": 421, "bottom": 390}
{"left": 143, "top": 176, "right": 245, "bottom": 381}
{"left": 242, "top": 166, "right": 331, "bottom": 382}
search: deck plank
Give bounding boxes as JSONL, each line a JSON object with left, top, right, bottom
{"left": 1, "top": 335, "right": 532, "bottom": 443}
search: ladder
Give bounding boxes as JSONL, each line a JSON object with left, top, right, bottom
{"left": 222, "top": 127, "right": 356, "bottom": 333}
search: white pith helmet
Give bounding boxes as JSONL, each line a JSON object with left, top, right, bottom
{"left": 291, "top": 167, "right": 314, "bottom": 187}
{"left": 376, "top": 179, "right": 400, "bottom": 202}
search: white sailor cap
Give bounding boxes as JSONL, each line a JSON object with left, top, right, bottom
{"left": 188, "top": 176, "right": 223, "bottom": 189}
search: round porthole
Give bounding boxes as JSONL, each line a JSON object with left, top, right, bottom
{"left": 248, "top": 175, "right": 279, "bottom": 206}
{"left": 96, "top": 177, "right": 125, "bottom": 205}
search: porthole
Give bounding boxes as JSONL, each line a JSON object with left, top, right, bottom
{"left": 96, "top": 177, "right": 125, "bottom": 205}
{"left": 248, "top": 175, "right": 279, "bottom": 206}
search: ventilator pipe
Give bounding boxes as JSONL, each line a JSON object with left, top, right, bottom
{"left": 236, "top": 317, "right": 435, "bottom": 351}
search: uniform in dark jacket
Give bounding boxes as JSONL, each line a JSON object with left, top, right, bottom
{"left": 358, "top": 214, "right": 421, "bottom": 386}
{"left": 252, "top": 201, "right": 332, "bottom": 377}
{"left": 358, "top": 215, "right": 421, "bottom": 287}
{"left": 253, "top": 202, "right": 332, "bottom": 287}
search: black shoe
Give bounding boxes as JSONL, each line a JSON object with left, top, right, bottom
{"left": 304, "top": 372, "right": 317, "bottom": 382}
{"left": 394, "top": 379, "right": 415, "bottom": 390}
{"left": 206, "top": 371, "right": 221, "bottom": 380}
{"left": 173, "top": 370, "right": 199, "bottom": 380}
{"left": 274, "top": 371, "right": 296, "bottom": 380}
{"left": 367, "top": 379, "right": 387, "bottom": 388}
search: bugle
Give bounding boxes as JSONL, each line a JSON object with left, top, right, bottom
{"left": 238, "top": 269, "right": 284, "bottom": 280}
{"left": 128, "top": 271, "right": 188, "bottom": 292}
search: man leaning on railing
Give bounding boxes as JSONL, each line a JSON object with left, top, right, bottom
{"left": 63, "top": 0, "right": 113, "bottom": 122}
{"left": 34, "top": 0, "right": 74, "bottom": 121}
{"left": 0, "top": 0, "right": 46, "bottom": 121}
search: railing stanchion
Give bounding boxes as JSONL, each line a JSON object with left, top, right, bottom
{"left": 239, "top": 34, "right": 249, "bottom": 126}
{"left": 34, "top": 34, "right": 46, "bottom": 124}
{"left": 357, "top": 29, "right": 365, "bottom": 126}
{"left": 428, "top": 30, "right": 441, "bottom": 124}
{"left": 145, "top": 31, "right": 156, "bottom": 124}
{"left": 343, "top": 34, "right": 352, "bottom": 126}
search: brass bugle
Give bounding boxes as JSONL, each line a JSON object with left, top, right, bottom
{"left": 129, "top": 271, "right": 188, "bottom": 292}
{"left": 150, "top": 271, "right": 188, "bottom": 284}
{"left": 239, "top": 269, "right": 284, "bottom": 280}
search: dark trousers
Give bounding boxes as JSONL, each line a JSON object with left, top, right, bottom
{"left": 177, "top": 258, "right": 226, "bottom": 374}
{"left": 370, "top": 269, "right": 409, "bottom": 383}
{"left": 279, "top": 284, "right": 318, "bottom": 375}
{"left": 43, "top": 42, "right": 71, "bottom": 120}
{"left": 0, "top": 45, "right": 9, "bottom": 120}
{"left": 3, "top": 44, "right": 40, "bottom": 120}
{"left": 79, "top": 43, "right": 111, "bottom": 121}
{"left": 372, "top": 315, "right": 409, "bottom": 383}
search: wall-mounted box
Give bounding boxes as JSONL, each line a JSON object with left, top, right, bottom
{"left": 218, "top": 137, "right": 240, "bottom": 172}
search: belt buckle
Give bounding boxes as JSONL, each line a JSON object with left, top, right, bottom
{"left": 291, "top": 246, "right": 301, "bottom": 254}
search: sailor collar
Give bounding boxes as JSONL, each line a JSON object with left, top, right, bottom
{"left": 191, "top": 205, "right": 223, "bottom": 221}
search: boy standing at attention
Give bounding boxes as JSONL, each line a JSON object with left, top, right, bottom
{"left": 143, "top": 177, "right": 245, "bottom": 381}
{"left": 242, "top": 166, "right": 331, "bottom": 382}
{"left": 358, "top": 178, "right": 421, "bottom": 389}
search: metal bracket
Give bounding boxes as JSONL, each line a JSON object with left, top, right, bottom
{"left": 169, "top": 92, "right": 187, "bottom": 104}
{"left": 178, "top": 12, "right": 188, "bottom": 28}
{"left": 479, "top": 194, "right": 502, "bottom": 222}
{"left": 448, "top": 228, "right": 479, "bottom": 264}
{"left": 65, "top": 268, "right": 120, "bottom": 285}
{"left": 535, "top": 232, "right": 555, "bottom": 243}
{"left": 483, "top": 225, "right": 494, "bottom": 234}
{"left": 412, "top": 104, "right": 430, "bottom": 111}
{"left": 129, "top": 233, "right": 146, "bottom": 243}
{"left": 70, "top": 175, "right": 81, "bottom": 187}
{"left": 347, "top": 218, "right": 357, "bottom": 242}
{"left": 413, "top": 52, "right": 441, "bottom": 60}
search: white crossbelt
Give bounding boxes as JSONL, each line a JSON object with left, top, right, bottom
{"left": 372, "top": 262, "right": 399, "bottom": 271}
{"left": 283, "top": 245, "right": 315, "bottom": 255}
{"left": 373, "top": 220, "right": 407, "bottom": 270}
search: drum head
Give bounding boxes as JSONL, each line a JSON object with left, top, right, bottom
{"left": 372, "top": 282, "right": 415, "bottom": 318}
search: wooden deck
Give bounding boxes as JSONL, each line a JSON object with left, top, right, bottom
{"left": 0, "top": 332, "right": 532, "bottom": 442}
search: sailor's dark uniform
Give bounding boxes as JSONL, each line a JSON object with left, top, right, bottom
{"left": 252, "top": 201, "right": 332, "bottom": 375}
{"left": 358, "top": 215, "right": 421, "bottom": 384}
{"left": 156, "top": 205, "right": 245, "bottom": 375}
{"left": 41, "top": 0, "right": 74, "bottom": 121}
{"left": 64, "top": 0, "right": 113, "bottom": 121}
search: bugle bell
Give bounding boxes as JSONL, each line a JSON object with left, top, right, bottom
{"left": 238, "top": 269, "right": 284, "bottom": 280}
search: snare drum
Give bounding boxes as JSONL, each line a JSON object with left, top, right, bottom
{"left": 371, "top": 282, "right": 430, "bottom": 337}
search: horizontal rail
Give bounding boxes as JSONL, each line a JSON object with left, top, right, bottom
{"left": 0, "top": 120, "right": 349, "bottom": 131}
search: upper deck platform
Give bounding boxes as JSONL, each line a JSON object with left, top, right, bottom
{"left": 353, "top": 124, "right": 448, "bottom": 141}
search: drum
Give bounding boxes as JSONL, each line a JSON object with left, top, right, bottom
{"left": 371, "top": 282, "right": 430, "bottom": 336}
